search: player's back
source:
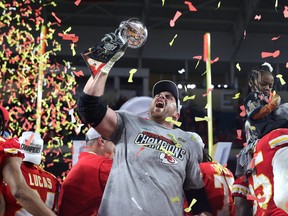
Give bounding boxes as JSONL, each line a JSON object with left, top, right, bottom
{"left": 200, "top": 162, "right": 235, "bottom": 216}
{"left": 2, "top": 162, "right": 59, "bottom": 215}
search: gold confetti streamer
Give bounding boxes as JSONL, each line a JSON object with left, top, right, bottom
{"left": 169, "top": 34, "right": 178, "bottom": 46}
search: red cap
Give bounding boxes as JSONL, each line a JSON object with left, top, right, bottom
{"left": 0, "top": 106, "right": 9, "bottom": 124}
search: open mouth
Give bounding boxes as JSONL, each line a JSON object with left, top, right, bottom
{"left": 156, "top": 101, "right": 164, "bottom": 108}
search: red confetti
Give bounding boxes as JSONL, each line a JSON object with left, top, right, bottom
{"left": 210, "top": 57, "right": 219, "bottom": 64}
{"left": 271, "top": 36, "right": 280, "bottom": 41}
{"left": 25, "top": 133, "right": 34, "bottom": 146}
{"left": 261, "top": 50, "right": 280, "bottom": 58}
{"left": 74, "top": 0, "right": 81, "bottom": 6}
{"left": 283, "top": 6, "right": 288, "bottom": 18}
{"left": 236, "top": 129, "right": 242, "bottom": 140}
{"left": 193, "top": 55, "right": 202, "bottom": 60}
{"left": 73, "top": 70, "right": 84, "bottom": 77}
{"left": 51, "top": 12, "right": 61, "bottom": 23}
{"left": 134, "top": 146, "right": 145, "bottom": 156}
{"left": 170, "top": 11, "right": 182, "bottom": 27}
{"left": 202, "top": 88, "right": 213, "bottom": 97}
{"left": 239, "top": 105, "right": 246, "bottom": 117}
{"left": 184, "top": 1, "right": 197, "bottom": 11}
{"left": 254, "top": 15, "right": 261, "bottom": 20}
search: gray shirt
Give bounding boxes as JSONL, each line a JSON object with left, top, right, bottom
{"left": 98, "top": 111, "right": 204, "bottom": 216}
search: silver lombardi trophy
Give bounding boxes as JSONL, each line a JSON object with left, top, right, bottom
{"left": 81, "top": 18, "right": 148, "bottom": 78}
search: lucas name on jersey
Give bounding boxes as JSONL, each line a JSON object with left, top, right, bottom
{"left": 28, "top": 173, "right": 53, "bottom": 189}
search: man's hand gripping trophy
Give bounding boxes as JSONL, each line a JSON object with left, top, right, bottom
{"left": 81, "top": 18, "right": 148, "bottom": 79}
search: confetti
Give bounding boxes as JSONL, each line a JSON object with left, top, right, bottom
{"left": 254, "top": 15, "right": 261, "bottom": 20}
{"left": 236, "top": 129, "right": 242, "bottom": 140}
{"left": 128, "top": 68, "right": 137, "bottom": 83}
{"left": 261, "top": 50, "right": 280, "bottom": 58}
{"left": 276, "top": 74, "right": 286, "bottom": 85}
{"left": 183, "top": 95, "right": 196, "bottom": 102}
{"left": 236, "top": 63, "right": 241, "bottom": 71}
{"left": 74, "top": 0, "right": 81, "bottom": 6}
{"left": 184, "top": 1, "right": 197, "bottom": 11}
{"left": 210, "top": 57, "right": 219, "bottom": 64}
{"left": 162, "top": 0, "right": 165, "bottom": 6}
{"left": 239, "top": 105, "right": 246, "bottom": 117}
{"left": 169, "top": 34, "right": 178, "bottom": 46}
{"left": 203, "top": 88, "right": 214, "bottom": 97}
{"left": 131, "top": 197, "right": 143, "bottom": 211}
{"left": 284, "top": 6, "right": 288, "bottom": 18}
{"left": 170, "top": 196, "right": 180, "bottom": 203}
{"left": 178, "top": 68, "right": 185, "bottom": 74}
{"left": 73, "top": 70, "right": 84, "bottom": 77}
{"left": 271, "top": 35, "right": 280, "bottom": 40}
{"left": 134, "top": 146, "right": 145, "bottom": 156}
{"left": 168, "top": 133, "right": 182, "bottom": 148}
{"left": 165, "top": 117, "right": 182, "bottom": 127}
{"left": 25, "top": 133, "right": 34, "bottom": 146}
{"left": 216, "top": 1, "right": 221, "bottom": 10}
{"left": 184, "top": 199, "right": 197, "bottom": 212}
{"left": 51, "top": 12, "right": 61, "bottom": 23}
{"left": 195, "top": 116, "right": 209, "bottom": 122}
{"left": 170, "top": 11, "right": 182, "bottom": 27}
{"left": 232, "top": 93, "right": 240, "bottom": 99}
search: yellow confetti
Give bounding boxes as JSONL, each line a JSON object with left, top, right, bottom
{"left": 128, "top": 68, "right": 137, "bottom": 83}
{"left": 276, "top": 74, "right": 286, "bottom": 85}
{"left": 195, "top": 116, "right": 210, "bottom": 122}
{"left": 162, "top": 0, "right": 165, "bottom": 6}
{"left": 184, "top": 198, "right": 197, "bottom": 213}
{"left": 160, "top": 147, "right": 174, "bottom": 156}
{"left": 64, "top": 26, "right": 72, "bottom": 34}
{"left": 183, "top": 95, "right": 196, "bottom": 102}
{"left": 165, "top": 116, "right": 182, "bottom": 127}
{"left": 195, "top": 59, "right": 200, "bottom": 69}
{"left": 169, "top": 34, "right": 178, "bottom": 46}
{"left": 236, "top": 63, "right": 241, "bottom": 71}
{"left": 170, "top": 196, "right": 180, "bottom": 203}
{"left": 216, "top": 1, "right": 221, "bottom": 10}
{"left": 71, "top": 43, "right": 76, "bottom": 56}
{"left": 168, "top": 133, "right": 182, "bottom": 148}
{"left": 232, "top": 92, "right": 241, "bottom": 99}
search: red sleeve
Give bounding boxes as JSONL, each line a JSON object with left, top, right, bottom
{"left": 232, "top": 176, "right": 250, "bottom": 199}
{"left": 99, "top": 159, "right": 113, "bottom": 190}
{"left": 0, "top": 138, "right": 24, "bottom": 164}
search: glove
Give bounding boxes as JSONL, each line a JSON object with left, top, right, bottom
{"left": 102, "top": 49, "right": 125, "bottom": 75}
{"left": 100, "top": 33, "right": 126, "bottom": 75}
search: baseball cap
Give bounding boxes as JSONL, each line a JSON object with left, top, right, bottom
{"left": 119, "top": 96, "right": 153, "bottom": 118}
{"left": 0, "top": 106, "right": 9, "bottom": 124}
{"left": 19, "top": 131, "right": 44, "bottom": 165}
{"left": 152, "top": 80, "right": 181, "bottom": 113}
{"left": 85, "top": 127, "right": 101, "bottom": 142}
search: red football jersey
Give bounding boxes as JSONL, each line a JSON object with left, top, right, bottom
{"left": 249, "top": 128, "right": 288, "bottom": 215}
{"left": 0, "top": 137, "right": 24, "bottom": 187}
{"left": 200, "top": 162, "right": 235, "bottom": 216}
{"left": 58, "top": 152, "right": 112, "bottom": 216}
{"left": 2, "top": 162, "right": 60, "bottom": 215}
